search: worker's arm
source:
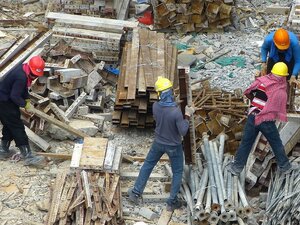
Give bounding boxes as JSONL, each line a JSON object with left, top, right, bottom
{"left": 261, "top": 34, "right": 273, "bottom": 63}
{"left": 10, "top": 79, "right": 27, "bottom": 107}
{"left": 175, "top": 109, "right": 189, "bottom": 136}
{"left": 291, "top": 35, "right": 300, "bottom": 77}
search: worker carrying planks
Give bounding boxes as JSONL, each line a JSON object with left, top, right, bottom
{"left": 0, "top": 56, "right": 46, "bottom": 167}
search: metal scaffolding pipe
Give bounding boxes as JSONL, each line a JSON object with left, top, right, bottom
{"left": 195, "top": 152, "right": 204, "bottom": 175}
{"left": 202, "top": 133, "right": 219, "bottom": 209}
{"left": 209, "top": 141, "right": 225, "bottom": 212}
{"left": 218, "top": 133, "right": 226, "bottom": 166}
{"left": 195, "top": 168, "right": 208, "bottom": 211}
{"left": 213, "top": 141, "right": 227, "bottom": 201}
{"left": 204, "top": 181, "right": 211, "bottom": 220}
{"left": 183, "top": 181, "right": 194, "bottom": 215}
{"left": 238, "top": 179, "right": 252, "bottom": 217}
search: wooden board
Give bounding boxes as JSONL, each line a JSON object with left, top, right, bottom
{"left": 127, "top": 28, "right": 139, "bottom": 100}
{"left": 157, "top": 209, "right": 173, "bottom": 225}
{"left": 79, "top": 137, "right": 108, "bottom": 170}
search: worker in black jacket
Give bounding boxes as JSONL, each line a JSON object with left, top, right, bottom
{"left": 0, "top": 56, "right": 45, "bottom": 166}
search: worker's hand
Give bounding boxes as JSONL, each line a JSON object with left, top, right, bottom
{"left": 24, "top": 99, "right": 32, "bottom": 112}
{"left": 289, "top": 76, "right": 300, "bottom": 88}
{"left": 185, "top": 105, "right": 195, "bottom": 117}
{"left": 260, "top": 62, "right": 267, "bottom": 76}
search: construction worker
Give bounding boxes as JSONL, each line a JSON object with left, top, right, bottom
{"left": 0, "top": 56, "right": 45, "bottom": 166}
{"left": 127, "top": 76, "right": 195, "bottom": 211}
{"left": 261, "top": 28, "right": 300, "bottom": 86}
{"left": 228, "top": 62, "right": 297, "bottom": 176}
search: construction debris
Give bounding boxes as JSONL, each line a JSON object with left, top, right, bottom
{"left": 47, "top": 137, "right": 123, "bottom": 225}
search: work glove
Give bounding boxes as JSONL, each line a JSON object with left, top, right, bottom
{"left": 260, "top": 62, "right": 267, "bottom": 76}
{"left": 289, "top": 76, "right": 300, "bottom": 88}
{"left": 25, "top": 99, "right": 31, "bottom": 111}
{"left": 185, "top": 105, "right": 195, "bottom": 117}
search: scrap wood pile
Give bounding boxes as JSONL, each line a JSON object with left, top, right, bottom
{"left": 112, "top": 28, "right": 178, "bottom": 128}
{"left": 47, "top": 137, "right": 124, "bottom": 225}
{"left": 192, "top": 80, "right": 248, "bottom": 152}
{"left": 45, "top": 0, "right": 131, "bottom": 20}
{"left": 151, "top": 0, "right": 234, "bottom": 34}
{"left": 46, "top": 12, "right": 138, "bottom": 62}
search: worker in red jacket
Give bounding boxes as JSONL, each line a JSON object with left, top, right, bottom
{"left": 0, "top": 56, "right": 45, "bottom": 166}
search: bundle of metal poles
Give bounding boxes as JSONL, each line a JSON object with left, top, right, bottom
{"left": 264, "top": 169, "right": 300, "bottom": 224}
{"left": 165, "top": 132, "right": 253, "bottom": 224}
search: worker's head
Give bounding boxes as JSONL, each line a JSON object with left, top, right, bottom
{"left": 28, "top": 56, "right": 45, "bottom": 79}
{"left": 273, "top": 28, "right": 290, "bottom": 50}
{"left": 271, "top": 62, "right": 289, "bottom": 77}
{"left": 155, "top": 76, "right": 173, "bottom": 98}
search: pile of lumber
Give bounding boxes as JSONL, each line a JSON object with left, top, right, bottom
{"left": 151, "top": 0, "right": 234, "bottom": 33}
{"left": 47, "top": 137, "right": 123, "bottom": 225}
{"left": 192, "top": 80, "right": 247, "bottom": 152}
{"left": 46, "top": 12, "right": 138, "bottom": 62}
{"left": 45, "top": 0, "right": 130, "bottom": 19}
{"left": 112, "top": 28, "right": 178, "bottom": 128}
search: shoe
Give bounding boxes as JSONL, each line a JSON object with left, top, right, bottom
{"left": 226, "top": 162, "right": 240, "bottom": 176}
{"left": 0, "top": 140, "right": 15, "bottom": 159}
{"left": 167, "top": 199, "right": 184, "bottom": 212}
{"left": 280, "top": 163, "right": 300, "bottom": 175}
{"left": 18, "top": 145, "right": 46, "bottom": 168}
{"left": 127, "top": 187, "right": 141, "bottom": 205}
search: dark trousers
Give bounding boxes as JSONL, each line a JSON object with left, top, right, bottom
{"left": 0, "top": 101, "right": 28, "bottom": 147}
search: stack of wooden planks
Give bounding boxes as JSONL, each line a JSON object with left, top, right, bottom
{"left": 113, "top": 28, "right": 178, "bottom": 128}
{"left": 151, "top": 0, "right": 233, "bottom": 34}
{"left": 47, "top": 137, "right": 123, "bottom": 225}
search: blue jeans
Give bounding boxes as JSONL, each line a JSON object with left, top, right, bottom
{"left": 232, "top": 115, "right": 291, "bottom": 172}
{"left": 133, "top": 141, "right": 184, "bottom": 205}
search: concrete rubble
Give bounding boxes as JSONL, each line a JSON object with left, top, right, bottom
{"left": 0, "top": 0, "right": 300, "bottom": 225}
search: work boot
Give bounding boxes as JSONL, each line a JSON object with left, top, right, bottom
{"left": 166, "top": 199, "right": 184, "bottom": 212}
{"left": 18, "top": 145, "right": 46, "bottom": 167}
{"left": 0, "top": 140, "right": 15, "bottom": 159}
{"left": 280, "top": 163, "right": 300, "bottom": 175}
{"left": 127, "top": 187, "right": 142, "bottom": 205}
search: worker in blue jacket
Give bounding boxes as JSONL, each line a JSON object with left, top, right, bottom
{"left": 261, "top": 28, "right": 300, "bottom": 86}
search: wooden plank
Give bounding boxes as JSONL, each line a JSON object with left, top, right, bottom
{"left": 127, "top": 29, "right": 139, "bottom": 100}
{"left": 36, "top": 152, "right": 71, "bottom": 160}
{"left": 121, "top": 111, "right": 129, "bottom": 127}
{"left": 70, "top": 143, "right": 83, "bottom": 168}
{"left": 138, "top": 98, "right": 148, "bottom": 113}
{"left": 0, "top": 31, "right": 53, "bottom": 81}
{"left": 124, "top": 43, "right": 132, "bottom": 88}
{"left": 156, "top": 32, "right": 166, "bottom": 78}
{"left": 79, "top": 137, "right": 108, "bottom": 170}
{"left": 112, "top": 111, "right": 122, "bottom": 124}
{"left": 81, "top": 170, "right": 92, "bottom": 209}
{"left": 137, "top": 55, "right": 146, "bottom": 95}
{"left": 25, "top": 126, "right": 51, "bottom": 151}
{"left": 31, "top": 108, "right": 89, "bottom": 138}
{"left": 139, "top": 29, "right": 154, "bottom": 89}
{"left": 104, "top": 141, "right": 115, "bottom": 171}
{"left": 157, "top": 209, "right": 173, "bottom": 225}
{"left": 0, "top": 34, "right": 31, "bottom": 67}
{"left": 149, "top": 31, "right": 158, "bottom": 86}
{"left": 117, "top": 0, "right": 130, "bottom": 20}
{"left": 46, "top": 12, "right": 138, "bottom": 30}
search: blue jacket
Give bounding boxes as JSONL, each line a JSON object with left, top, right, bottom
{"left": 0, "top": 64, "right": 29, "bottom": 107}
{"left": 261, "top": 31, "right": 300, "bottom": 76}
{"left": 153, "top": 102, "right": 189, "bottom": 146}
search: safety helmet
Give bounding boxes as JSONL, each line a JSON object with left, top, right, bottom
{"left": 28, "top": 56, "right": 45, "bottom": 76}
{"left": 271, "top": 62, "right": 289, "bottom": 76}
{"left": 155, "top": 76, "right": 173, "bottom": 92}
{"left": 273, "top": 28, "right": 290, "bottom": 50}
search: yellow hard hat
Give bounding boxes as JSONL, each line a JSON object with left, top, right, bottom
{"left": 271, "top": 62, "right": 289, "bottom": 76}
{"left": 155, "top": 76, "right": 173, "bottom": 92}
